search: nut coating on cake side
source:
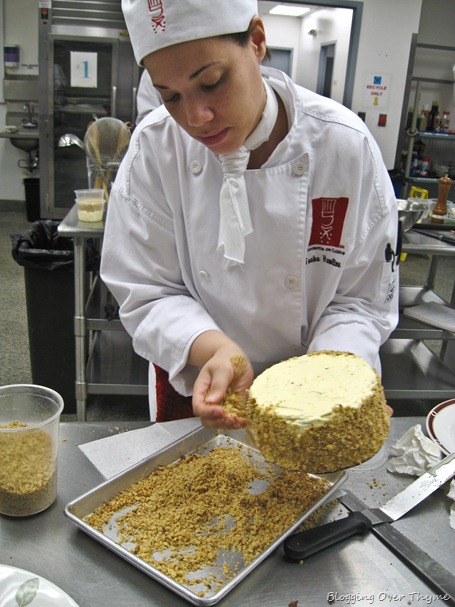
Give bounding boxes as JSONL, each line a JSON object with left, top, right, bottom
{"left": 245, "top": 351, "right": 390, "bottom": 473}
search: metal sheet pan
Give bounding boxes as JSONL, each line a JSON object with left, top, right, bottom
{"left": 65, "top": 426, "right": 347, "bottom": 606}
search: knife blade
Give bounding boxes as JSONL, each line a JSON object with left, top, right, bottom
{"left": 284, "top": 451, "right": 455, "bottom": 560}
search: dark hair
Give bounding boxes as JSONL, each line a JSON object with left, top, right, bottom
{"left": 222, "top": 23, "right": 272, "bottom": 62}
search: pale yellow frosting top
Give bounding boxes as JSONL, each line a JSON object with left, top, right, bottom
{"left": 249, "top": 353, "right": 376, "bottom": 429}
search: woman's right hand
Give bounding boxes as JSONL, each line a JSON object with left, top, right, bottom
{"left": 190, "top": 331, "right": 254, "bottom": 429}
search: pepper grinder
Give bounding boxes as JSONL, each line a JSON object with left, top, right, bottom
{"left": 431, "top": 176, "right": 453, "bottom": 223}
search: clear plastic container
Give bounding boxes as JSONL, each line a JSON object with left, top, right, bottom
{"left": 87, "top": 159, "right": 120, "bottom": 202}
{"left": 0, "top": 384, "right": 64, "bottom": 516}
{"left": 75, "top": 188, "right": 105, "bottom": 222}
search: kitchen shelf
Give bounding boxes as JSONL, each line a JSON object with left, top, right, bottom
{"left": 58, "top": 105, "right": 109, "bottom": 116}
{"left": 379, "top": 230, "right": 455, "bottom": 402}
{"left": 86, "top": 331, "right": 148, "bottom": 395}
{"left": 412, "top": 77, "right": 454, "bottom": 85}
{"left": 86, "top": 274, "right": 124, "bottom": 331}
{"left": 59, "top": 205, "right": 149, "bottom": 420}
{"left": 399, "top": 38, "right": 455, "bottom": 197}
{"left": 390, "top": 315, "right": 455, "bottom": 341}
{"left": 398, "top": 285, "right": 446, "bottom": 308}
{"left": 410, "top": 132, "right": 455, "bottom": 141}
{"left": 406, "top": 177, "right": 446, "bottom": 186}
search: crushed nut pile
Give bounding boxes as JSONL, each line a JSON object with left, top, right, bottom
{"left": 0, "top": 421, "right": 56, "bottom": 516}
{"left": 85, "top": 442, "right": 329, "bottom": 596}
{"left": 220, "top": 355, "right": 249, "bottom": 419}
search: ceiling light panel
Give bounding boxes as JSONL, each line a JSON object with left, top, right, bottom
{"left": 269, "top": 5, "right": 311, "bottom": 17}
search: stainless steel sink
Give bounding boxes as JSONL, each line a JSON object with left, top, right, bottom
{"left": 0, "top": 129, "right": 39, "bottom": 152}
{"left": 9, "top": 136, "right": 39, "bottom": 152}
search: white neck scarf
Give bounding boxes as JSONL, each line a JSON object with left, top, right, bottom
{"left": 217, "top": 80, "right": 278, "bottom": 264}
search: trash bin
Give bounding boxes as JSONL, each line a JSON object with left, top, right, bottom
{"left": 23, "top": 177, "right": 41, "bottom": 223}
{"left": 11, "top": 220, "right": 100, "bottom": 413}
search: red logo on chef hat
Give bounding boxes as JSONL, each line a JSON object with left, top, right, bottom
{"left": 309, "top": 197, "right": 348, "bottom": 247}
{"left": 148, "top": 0, "right": 166, "bottom": 32}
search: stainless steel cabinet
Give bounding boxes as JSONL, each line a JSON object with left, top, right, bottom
{"left": 38, "top": 2, "right": 139, "bottom": 219}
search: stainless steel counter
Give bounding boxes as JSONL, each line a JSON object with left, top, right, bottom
{"left": 1, "top": 418, "right": 454, "bottom": 606}
{"left": 403, "top": 229, "right": 455, "bottom": 256}
{"left": 58, "top": 202, "right": 105, "bottom": 239}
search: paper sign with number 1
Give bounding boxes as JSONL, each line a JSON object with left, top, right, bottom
{"left": 70, "top": 51, "right": 98, "bottom": 88}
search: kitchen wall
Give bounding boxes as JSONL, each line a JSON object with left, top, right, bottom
{"left": 260, "top": 13, "right": 302, "bottom": 81}
{"left": 351, "top": 0, "right": 423, "bottom": 167}
{"left": 0, "top": 0, "right": 38, "bottom": 204}
{"left": 262, "top": 0, "right": 422, "bottom": 168}
{"left": 294, "top": 6, "right": 352, "bottom": 105}
{"left": 260, "top": 6, "right": 352, "bottom": 106}
{"left": 0, "top": 0, "right": 453, "bottom": 206}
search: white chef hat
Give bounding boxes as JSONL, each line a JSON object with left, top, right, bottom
{"left": 122, "top": 0, "right": 259, "bottom": 65}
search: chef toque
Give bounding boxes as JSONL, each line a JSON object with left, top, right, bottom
{"left": 122, "top": 0, "right": 259, "bottom": 65}
{"left": 218, "top": 80, "right": 278, "bottom": 264}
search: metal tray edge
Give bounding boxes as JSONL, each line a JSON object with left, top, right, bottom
{"left": 65, "top": 428, "right": 347, "bottom": 606}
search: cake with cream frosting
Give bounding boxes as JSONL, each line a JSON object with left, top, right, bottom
{"left": 245, "top": 350, "right": 389, "bottom": 473}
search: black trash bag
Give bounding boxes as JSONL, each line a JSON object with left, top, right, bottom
{"left": 9, "top": 220, "right": 100, "bottom": 414}
{"left": 10, "top": 220, "right": 100, "bottom": 272}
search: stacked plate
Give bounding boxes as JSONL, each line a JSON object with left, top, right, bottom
{"left": 426, "top": 399, "right": 455, "bottom": 455}
{"left": 0, "top": 565, "right": 78, "bottom": 607}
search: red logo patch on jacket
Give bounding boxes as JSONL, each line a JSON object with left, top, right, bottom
{"left": 309, "top": 197, "right": 348, "bottom": 247}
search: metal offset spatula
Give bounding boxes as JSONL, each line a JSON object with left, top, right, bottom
{"left": 284, "top": 451, "right": 455, "bottom": 560}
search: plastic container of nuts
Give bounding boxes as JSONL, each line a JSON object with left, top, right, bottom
{"left": 0, "top": 384, "right": 64, "bottom": 516}
{"left": 75, "top": 188, "right": 105, "bottom": 222}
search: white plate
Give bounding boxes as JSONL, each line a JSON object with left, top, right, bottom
{"left": 426, "top": 399, "right": 455, "bottom": 456}
{"left": 0, "top": 565, "right": 78, "bottom": 607}
{"left": 348, "top": 444, "right": 388, "bottom": 472}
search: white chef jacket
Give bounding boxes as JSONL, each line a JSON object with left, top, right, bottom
{"left": 101, "top": 66, "right": 399, "bottom": 404}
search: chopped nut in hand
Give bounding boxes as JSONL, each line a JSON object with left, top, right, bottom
{"left": 220, "top": 355, "right": 249, "bottom": 420}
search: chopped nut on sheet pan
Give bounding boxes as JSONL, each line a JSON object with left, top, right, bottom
{"left": 85, "top": 443, "right": 329, "bottom": 594}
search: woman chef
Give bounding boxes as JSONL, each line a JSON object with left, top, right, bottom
{"left": 101, "top": 0, "right": 399, "bottom": 428}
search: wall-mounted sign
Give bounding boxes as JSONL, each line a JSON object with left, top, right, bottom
{"left": 364, "top": 74, "right": 390, "bottom": 108}
{"left": 4, "top": 45, "right": 20, "bottom": 68}
{"left": 70, "top": 51, "right": 97, "bottom": 88}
